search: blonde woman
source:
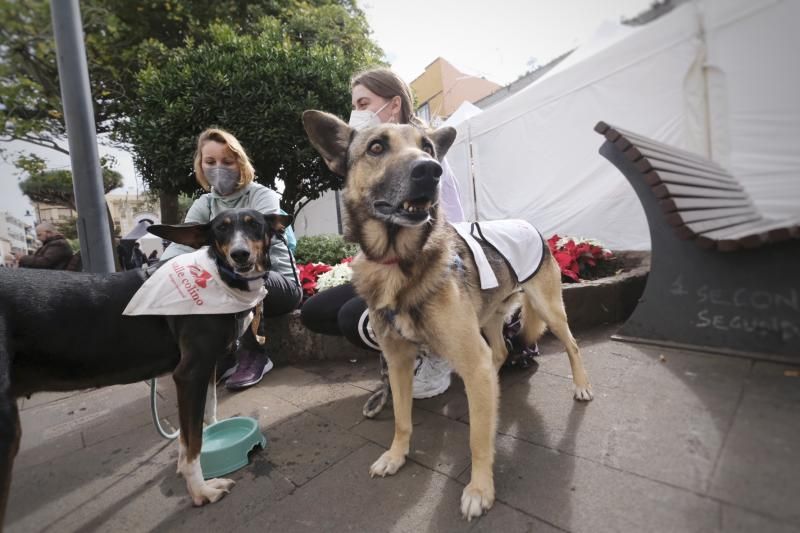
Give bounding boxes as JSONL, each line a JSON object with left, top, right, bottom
{"left": 162, "top": 128, "right": 301, "bottom": 390}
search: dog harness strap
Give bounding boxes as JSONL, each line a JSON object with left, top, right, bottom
{"left": 451, "top": 222, "right": 499, "bottom": 289}
{"left": 451, "top": 220, "right": 545, "bottom": 288}
{"left": 382, "top": 308, "right": 399, "bottom": 332}
{"left": 378, "top": 307, "right": 420, "bottom": 345}
{"left": 215, "top": 258, "right": 270, "bottom": 283}
{"left": 471, "top": 220, "right": 546, "bottom": 284}
{"left": 451, "top": 254, "right": 466, "bottom": 276}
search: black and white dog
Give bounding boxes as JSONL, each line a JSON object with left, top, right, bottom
{"left": 0, "top": 209, "right": 288, "bottom": 525}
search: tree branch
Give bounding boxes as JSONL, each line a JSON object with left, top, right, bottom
{"left": 5, "top": 133, "right": 71, "bottom": 156}
{"left": 293, "top": 197, "right": 312, "bottom": 217}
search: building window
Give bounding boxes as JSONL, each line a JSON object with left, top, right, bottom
{"left": 416, "top": 103, "right": 430, "bottom": 124}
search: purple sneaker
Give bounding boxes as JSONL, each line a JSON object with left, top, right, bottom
{"left": 225, "top": 349, "right": 274, "bottom": 391}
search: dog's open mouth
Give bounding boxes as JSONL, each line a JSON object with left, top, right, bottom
{"left": 374, "top": 197, "right": 433, "bottom": 222}
{"left": 234, "top": 263, "right": 255, "bottom": 274}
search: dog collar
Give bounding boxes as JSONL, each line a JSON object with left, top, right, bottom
{"left": 365, "top": 255, "right": 401, "bottom": 266}
{"left": 215, "top": 258, "right": 269, "bottom": 288}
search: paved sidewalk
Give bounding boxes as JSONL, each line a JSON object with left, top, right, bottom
{"left": 7, "top": 325, "right": 800, "bottom": 532}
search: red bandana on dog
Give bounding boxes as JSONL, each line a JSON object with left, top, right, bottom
{"left": 123, "top": 248, "right": 267, "bottom": 316}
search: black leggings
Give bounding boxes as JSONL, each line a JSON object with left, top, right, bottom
{"left": 240, "top": 271, "right": 303, "bottom": 352}
{"left": 300, "top": 283, "right": 379, "bottom": 352}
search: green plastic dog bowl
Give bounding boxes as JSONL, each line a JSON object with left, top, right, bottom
{"left": 200, "top": 416, "right": 266, "bottom": 479}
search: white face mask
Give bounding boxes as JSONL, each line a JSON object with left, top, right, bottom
{"left": 348, "top": 100, "right": 391, "bottom": 131}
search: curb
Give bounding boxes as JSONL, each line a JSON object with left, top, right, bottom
{"left": 561, "top": 251, "right": 649, "bottom": 329}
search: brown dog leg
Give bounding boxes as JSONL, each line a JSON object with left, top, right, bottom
{"left": 449, "top": 340, "right": 498, "bottom": 521}
{"left": 369, "top": 338, "right": 417, "bottom": 478}
{"left": 522, "top": 258, "right": 593, "bottom": 400}
{"left": 251, "top": 305, "right": 265, "bottom": 345}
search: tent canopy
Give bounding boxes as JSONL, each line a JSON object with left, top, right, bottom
{"left": 446, "top": 0, "right": 799, "bottom": 251}
{"left": 120, "top": 217, "right": 156, "bottom": 242}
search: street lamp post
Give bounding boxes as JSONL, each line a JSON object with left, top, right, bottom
{"left": 50, "top": 0, "right": 115, "bottom": 273}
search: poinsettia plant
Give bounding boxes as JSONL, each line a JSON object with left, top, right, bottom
{"left": 297, "top": 234, "right": 614, "bottom": 295}
{"left": 547, "top": 235, "right": 614, "bottom": 282}
{"left": 297, "top": 257, "right": 354, "bottom": 299}
{"left": 297, "top": 262, "right": 333, "bottom": 298}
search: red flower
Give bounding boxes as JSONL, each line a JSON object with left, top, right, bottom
{"left": 297, "top": 262, "right": 333, "bottom": 297}
{"left": 547, "top": 234, "right": 613, "bottom": 282}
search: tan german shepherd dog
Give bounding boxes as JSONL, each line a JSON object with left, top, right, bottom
{"left": 302, "top": 110, "right": 593, "bottom": 520}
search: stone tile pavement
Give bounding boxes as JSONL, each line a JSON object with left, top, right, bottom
{"left": 6, "top": 325, "right": 799, "bottom": 532}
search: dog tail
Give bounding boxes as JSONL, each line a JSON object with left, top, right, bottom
{"left": 519, "top": 256, "right": 567, "bottom": 345}
{"left": 519, "top": 294, "right": 547, "bottom": 346}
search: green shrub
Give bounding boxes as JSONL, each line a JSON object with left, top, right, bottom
{"left": 294, "top": 234, "right": 359, "bottom": 265}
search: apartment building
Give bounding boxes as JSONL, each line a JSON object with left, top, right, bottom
{"left": 31, "top": 190, "right": 159, "bottom": 238}
{"left": 410, "top": 57, "right": 501, "bottom": 125}
{"left": 0, "top": 212, "right": 33, "bottom": 266}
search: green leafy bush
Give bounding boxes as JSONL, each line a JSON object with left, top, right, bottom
{"left": 126, "top": 15, "right": 383, "bottom": 214}
{"left": 295, "top": 234, "right": 359, "bottom": 265}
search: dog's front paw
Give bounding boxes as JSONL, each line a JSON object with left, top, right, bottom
{"left": 189, "top": 478, "right": 235, "bottom": 506}
{"left": 461, "top": 481, "right": 494, "bottom": 521}
{"left": 369, "top": 451, "right": 405, "bottom": 478}
{"left": 574, "top": 384, "right": 593, "bottom": 401}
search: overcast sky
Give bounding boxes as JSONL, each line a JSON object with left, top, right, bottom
{"left": 362, "top": 0, "right": 654, "bottom": 85}
{"left": 0, "top": 0, "right": 653, "bottom": 222}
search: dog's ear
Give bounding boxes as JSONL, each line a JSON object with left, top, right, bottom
{"left": 429, "top": 126, "right": 457, "bottom": 161}
{"left": 147, "top": 223, "right": 210, "bottom": 249}
{"left": 263, "top": 213, "right": 293, "bottom": 234}
{"left": 302, "top": 110, "right": 351, "bottom": 176}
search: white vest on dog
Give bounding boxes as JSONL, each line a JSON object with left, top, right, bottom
{"left": 451, "top": 220, "right": 545, "bottom": 290}
{"left": 123, "top": 248, "right": 267, "bottom": 316}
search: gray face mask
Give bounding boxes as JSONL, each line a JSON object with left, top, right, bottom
{"left": 205, "top": 166, "right": 240, "bottom": 196}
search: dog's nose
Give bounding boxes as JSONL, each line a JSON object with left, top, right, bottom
{"left": 410, "top": 159, "right": 442, "bottom": 184}
{"left": 230, "top": 248, "right": 251, "bottom": 264}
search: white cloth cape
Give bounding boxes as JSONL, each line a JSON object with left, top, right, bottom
{"left": 451, "top": 220, "right": 545, "bottom": 290}
{"left": 123, "top": 248, "right": 267, "bottom": 316}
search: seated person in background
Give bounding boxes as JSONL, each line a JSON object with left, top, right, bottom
{"left": 16, "top": 222, "right": 73, "bottom": 270}
{"left": 127, "top": 242, "right": 148, "bottom": 270}
{"left": 147, "top": 249, "right": 159, "bottom": 266}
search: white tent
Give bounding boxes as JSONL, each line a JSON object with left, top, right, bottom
{"left": 447, "top": 0, "right": 800, "bottom": 250}
{"left": 442, "top": 101, "right": 483, "bottom": 128}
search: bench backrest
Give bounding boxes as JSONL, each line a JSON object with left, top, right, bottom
{"left": 595, "top": 121, "right": 799, "bottom": 252}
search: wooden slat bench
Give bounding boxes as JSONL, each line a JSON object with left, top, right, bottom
{"left": 595, "top": 121, "right": 800, "bottom": 362}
